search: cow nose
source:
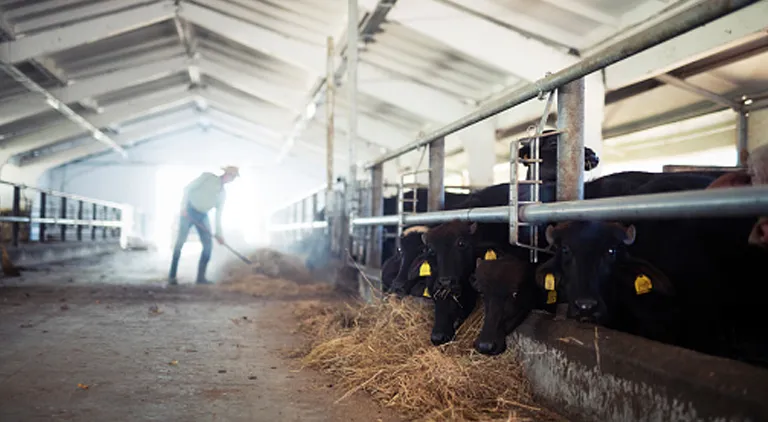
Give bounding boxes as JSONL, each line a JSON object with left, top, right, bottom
{"left": 431, "top": 332, "right": 452, "bottom": 346}
{"left": 574, "top": 298, "right": 598, "bottom": 312}
{"left": 475, "top": 341, "right": 505, "bottom": 355}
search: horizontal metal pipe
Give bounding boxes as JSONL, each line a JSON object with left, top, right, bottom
{"left": 363, "top": 0, "right": 757, "bottom": 169}
{"left": 0, "top": 216, "right": 123, "bottom": 227}
{"left": 0, "top": 180, "right": 126, "bottom": 209}
{"left": 351, "top": 186, "right": 768, "bottom": 226}
{"left": 268, "top": 221, "right": 329, "bottom": 232}
{"left": 662, "top": 165, "right": 743, "bottom": 173}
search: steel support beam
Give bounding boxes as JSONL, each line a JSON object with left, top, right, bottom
{"left": 368, "top": 164, "right": 384, "bottom": 268}
{"left": 557, "top": 79, "right": 586, "bottom": 201}
{"left": 428, "top": 137, "right": 445, "bottom": 211}
{"left": 0, "top": 56, "right": 189, "bottom": 126}
{"left": 363, "top": 0, "right": 758, "bottom": 169}
{"left": 737, "top": 111, "right": 749, "bottom": 165}
{"left": 0, "top": 1, "right": 176, "bottom": 63}
{"left": 347, "top": 0, "right": 359, "bottom": 216}
{"left": 1, "top": 88, "right": 192, "bottom": 154}
{"left": 19, "top": 109, "right": 201, "bottom": 168}
{"left": 0, "top": 62, "right": 126, "bottom": 157}
{"left": 655, "top": 73, "right": 742, "bottom": 110}
{"left": 326, "top": 36, "right": 335, "bottom": 190}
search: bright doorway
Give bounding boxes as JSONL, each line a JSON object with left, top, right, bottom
{"left": 153, "top": 165, "right": 268, "bottom": 253}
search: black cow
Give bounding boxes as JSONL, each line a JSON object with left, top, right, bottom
{"left": 379, "top": 141, "right": 604, "bottom": 296}
{"left": 518, "top": 129, "right": 600, "bottom": 182}
{"left": 537, "top": 173, "right": 768, "bottom": 366}
{"left": 419, "top": 171, "right": 724, "bottom": 350}
{"left": 471, "top": 253, "right": 546, "bottom": 355}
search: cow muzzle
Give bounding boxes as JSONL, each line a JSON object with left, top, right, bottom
{"left": 435, "top": 276, "right": 460, "bottom": 298}
{"left": 573, "top": 298, "right": 600, "bottom": 322}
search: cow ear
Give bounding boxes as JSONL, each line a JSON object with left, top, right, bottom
{"left": 622, "top": 255, "right": 674, "bottom": 296}
{"left": 407, "top": 256, "right": 429, "bottom": 281}
{"left": 545, "top": 224, "right": 556, "bottom": 245}
{"left": 534, "top": 258, "right": 559, "bottom": 291}
{"left": 623, "top": 225, "right": 636, "bottom": 245}
{"left": 469, "top": 222, "right": 478, "bottom": 235}
{"left": 518, "top": 144, "right": 531, "bottom": 160}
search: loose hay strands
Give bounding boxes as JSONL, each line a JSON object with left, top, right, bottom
{"left": 217, "top": 248, "right": 333, "bottom": 298}
{"left": 293, "top": 296, "right": 565, "bottom": 422}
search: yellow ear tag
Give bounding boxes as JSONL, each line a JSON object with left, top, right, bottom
{"left": 546, "top": 290, "right": 557, "bottom": 304}
{"left": 422, "top": 287, "right": 431, "bottom": 298}
{"left": 484, "top": 249, "right": 497, "bottom": 260}
{"left": 634, "top": 274, "right": 652, "bottom": 295}
{"left": 419, "top": 261, "right": 431, "bottom": 277}
{"left": 544, "top": 273, "right": 555, "bottom": 291}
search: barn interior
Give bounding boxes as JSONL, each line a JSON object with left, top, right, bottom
{"left": 1, "top": 0, "right": 768, "bottom": 421}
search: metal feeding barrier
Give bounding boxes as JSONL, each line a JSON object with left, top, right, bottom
{"left": 508, "top": 89, "right": 557, "bottom": 263}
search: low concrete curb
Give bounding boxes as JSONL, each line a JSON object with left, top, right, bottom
{"left": 7, "top": 241, "right": 121, "bottom": 268}
{"left": 511, "top": 311, "right": 768, "bottom": 422}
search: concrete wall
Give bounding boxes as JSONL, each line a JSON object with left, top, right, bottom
{"left": 511, "top": 311, "right": 768, "bottom": 422}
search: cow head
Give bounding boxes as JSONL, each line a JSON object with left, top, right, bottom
{"left": 541, "top": 221, "right": 674, "bottom": 325}
{"left": 472, "top": 255, "right": 535, "bottom": 355}
{"left": 421, "top": 220, "right": 481, "bottom": 345}
{"left": 422, "top": 220, "right": 480, "bottom": 297}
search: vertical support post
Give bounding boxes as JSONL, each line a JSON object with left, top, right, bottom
{"left": 77, "top": 200, "right": 84, "bottom": 241}
{"left": 39, "top": 192, "right": 47, "bottom": 242}
{"left": 428, "top": 137, "right": 445, "bottom": 211}
{"left": 557, "top": 78, "right": 586, "bottom": 202}
{"left": 326, "top": 36, "right": 335, "bottom": 193}
{"left": 12, "top": 185, "right": 20, "bottom": 247}
{"left": 102, "top": 206, "right": 108, "bottom": 239}
{"left": 737, "top": 110, "right": 748, "bottom": 166}
{"left": 345, "top": 0, "right": 359, "bottom": 259}
{"left": 60, "top": 197, "right": 67, "bottom": 241}
{"left": 312, "top": 192, "right": 319, "bottom": 221}
{"left": 91, "top": 203, "right": 97, "bottom": 240}
{"left": 368, "top": 164, "right": 384, "bottom": 269}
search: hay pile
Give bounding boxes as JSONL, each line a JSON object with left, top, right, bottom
{"left": 218, "top": 248, "right": 333, "bottom": 298}
{"left": 292, "top": 296, "right": 564, "bottom": 422}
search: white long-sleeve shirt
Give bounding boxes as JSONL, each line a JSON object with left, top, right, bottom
{"left": 181, "top": 172, "right": 226, "bottom": 236}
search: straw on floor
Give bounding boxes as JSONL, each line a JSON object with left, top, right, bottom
{"left": 292, "top": 295, "right": 565, "bottom": 422}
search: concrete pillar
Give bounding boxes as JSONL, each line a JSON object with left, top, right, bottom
{"left": 583, "top": 72, "right": 605, "bottom": 178}
{"left": 456, "top": 118, "right": 497, "bottom": 186}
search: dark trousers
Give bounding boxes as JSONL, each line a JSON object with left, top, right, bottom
{"left": 168, "top": 204, "right": 213, "bottom": 282}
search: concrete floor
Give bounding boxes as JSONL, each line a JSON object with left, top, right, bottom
{"left": 0, "top": 250, "right": 402, "bottom": 422}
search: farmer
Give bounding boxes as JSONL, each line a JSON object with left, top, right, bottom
{"left": 168, "top": 166, "right": 240, "bottom": 285}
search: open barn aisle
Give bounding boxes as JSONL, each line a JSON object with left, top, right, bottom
{"left": 0, "top": 253, "right": 402, "bottom": 422}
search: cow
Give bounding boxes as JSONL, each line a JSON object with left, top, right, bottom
{"left": 421, "top": 171, "right": 724, "bottom": 349}
{"left": 518, "top": 129, "right": 600, "bottom": 182}
{"left": 383, "top": 144, "right": 606, "bottom": 298}
{"left": 471, "top": 253, "right": 546, "bottom": 355}
{"left": 537, "top": 173, "right": 768, "bottom": 365}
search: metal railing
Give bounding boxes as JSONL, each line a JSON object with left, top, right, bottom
{"left": 266, "top": 0, "right": 762, "bottom": 276}
{"left": 0, "top": 180, "right": 129, "bottom": 247}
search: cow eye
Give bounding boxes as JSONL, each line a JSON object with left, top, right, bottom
{"left": 607, "top": 248, "right": 616, "bottom": 257}
{"left": 457, "top": 238, "right": 466, "bottom": 248}
{"left": 512, "top": 292, "right": 518, "bottom": 299}
{"left": 560, "top": 245, "right": 571, "bottom": 256}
